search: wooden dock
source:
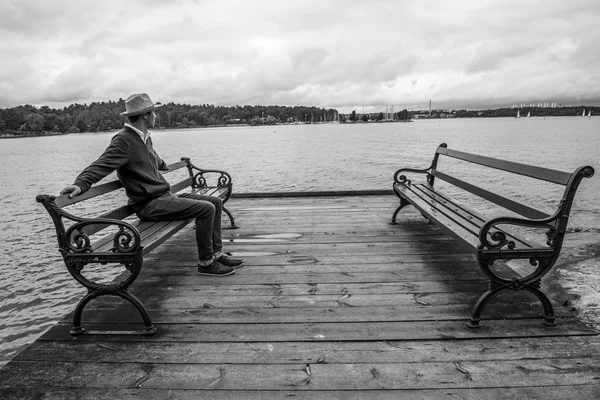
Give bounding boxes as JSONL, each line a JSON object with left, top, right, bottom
{"left": 2, "top": 194, "right": 599, "bottom": 399}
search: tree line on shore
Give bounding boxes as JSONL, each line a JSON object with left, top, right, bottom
{"left": 452, "top": 106, "right": 599, "bottom": 118}
{"left": 0, "top": 99, "right": 337, "bottom": 136}
{"left": 1, "top": 99, "right": 598, "bottom": 136}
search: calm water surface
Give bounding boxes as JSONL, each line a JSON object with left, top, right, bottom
{"left": 1, "top": 117, "right": 599, "bottom": 365}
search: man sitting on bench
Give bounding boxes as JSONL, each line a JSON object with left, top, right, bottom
{"left": 60, "top": 93, "right": 243, "bottom": 277}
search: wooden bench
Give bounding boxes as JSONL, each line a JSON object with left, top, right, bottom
{"left": 391, "top": 143, "right": 594, "bottom": 328}
{"left": 36, "top": 157, "right": 237, "bottom": 336}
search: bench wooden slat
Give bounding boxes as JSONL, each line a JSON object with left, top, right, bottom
{"left": 171, "top": 178, "right": 194, "bottom": 194}
{"left": 80, "top": 178, "right": 191, "bottom": 237}
{"left": 395, "top": 184, "right": 482, "bottom": 249}
{"left": 415, "top": 185, "right": 542, "bottom": 249}
{"left": 437, "top": 147, "right": 572, "bottom": 185}
{"left": 165, "top": 160, "right": 188, "bottom": 171}
{"left": 141, "top": 219, "right": 193, "bottom": 254}
{"left": 93, "top": 217, "right": 190, "bottom": 253}
{"left": 399, "top": 183, "right": 540, "bottom": 251}
{"left": 92, "top": 219, "right": 192, "bottom": 254}
{"left": 431, "top": 170, "right": 551, "bottom": 220}
{"left": 55, "top": 180, "right": 123, "bottom": 208}
{"left": 91, "top": 220, "right": 159, "bottom": 252}
{"left": 193, "top": 186, "right": 228, "bottom": 197}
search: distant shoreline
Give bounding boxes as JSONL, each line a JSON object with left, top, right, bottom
{"left": 0, "top": 114, "right": 595, "bottom": 139}
{"left": 0, "top": 131, "right": 71, "bottom": 139}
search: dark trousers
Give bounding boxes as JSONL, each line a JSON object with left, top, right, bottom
{"left": 137, "top": 192, "right": 222, "bottom": 263}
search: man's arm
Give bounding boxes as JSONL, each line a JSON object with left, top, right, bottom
{"left": 61, "top": 138, "right": 130, "bottom": 198}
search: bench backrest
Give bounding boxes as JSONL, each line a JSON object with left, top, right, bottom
{"left": 59, "top": 160, "right": 191, "bottom": 236}
{"left": 36, "top": 157, "right": 211, "bottom": 245}
{"left": 429, "top": 143, "right": 594, "bottom": 220}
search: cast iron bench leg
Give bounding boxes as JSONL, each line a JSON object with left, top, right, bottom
{"left": 66, "top": 248, "right": 156, "bottom": 336}
{"left": 71, "top": 290, "right": 156, "bottom": 336}
{"left": 223, "top": 206, "right": 237, "bottom": 229}
{"left": 467, "top": 280, "right": 556, "bottom": 329}
{"left": 391, "top": 197, "right": 411, "bottom": 224}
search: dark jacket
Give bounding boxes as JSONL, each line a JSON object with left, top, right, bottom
{"left": 73, "top": 127, "right": 170, "bottom": 209}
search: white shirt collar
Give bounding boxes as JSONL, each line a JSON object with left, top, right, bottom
{"left": 124, "top": 123, "right": 150, "bottom": 143}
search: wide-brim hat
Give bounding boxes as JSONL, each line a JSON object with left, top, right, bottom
{"left": 120, "top": 93, "right": 163, "bottom": 116}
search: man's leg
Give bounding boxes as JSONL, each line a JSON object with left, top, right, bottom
{"left": 137, "top": 193, "right": 235, "bottom": 275}
{"left": 178, "top": 193, "right": 243, "bottom": 268}
{"left": 178, "top": 193, "right": 222, "bottom": 258}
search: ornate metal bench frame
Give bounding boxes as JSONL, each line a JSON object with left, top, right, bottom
{"left": 37, "top": 158, "right": 236, "bottom": 336}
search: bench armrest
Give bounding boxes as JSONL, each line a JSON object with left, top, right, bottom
{"left": 393, "top": 165, "right": 433, "bottom": 185}
{"left": 36, "top": 194, "right": 141, "bottom": 255}
{"left": 478, "top": 214, "right": 559, "bottom": 251}
{"left": 181, "top": 157, "right": 233, "bottom": 189}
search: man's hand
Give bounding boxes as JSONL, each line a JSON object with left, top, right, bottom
{"left": 60, "top": 185, "right": 82, "bottom": 199}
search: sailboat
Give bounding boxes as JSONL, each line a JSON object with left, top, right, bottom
{"left": 527, "top": 111, "right": 531, "bottom": 117}
{"left": 516, "top": 110, "right": 520, "bottom": 118}
{"left": 582, "top": 109, "right": 586, "bottom": 117}
{"left": 589, "top": 111, "right": 592, "bottom": 119}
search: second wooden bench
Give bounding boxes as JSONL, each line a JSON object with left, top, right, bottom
{"left": 391, "top": 143, "right": 594, "bottom": 328}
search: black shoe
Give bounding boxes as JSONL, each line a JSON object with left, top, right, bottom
{"left": 216, "top": 254, "right": 244, "bottom": 268}
{"left": 197, "top": 261, "right": 235, "bottom": 276}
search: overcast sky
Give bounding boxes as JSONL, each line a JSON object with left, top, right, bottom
{"left": 1, "top": 0, "right": 599, "bottom": 112}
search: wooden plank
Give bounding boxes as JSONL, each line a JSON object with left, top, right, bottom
{"left": 229, "top": 214, "right": 403, "bottom": 224}
{"left": 94, "top": 292, "right": 561, "bottom": 310}
{"left": 232, "top": 199, "right": 398, "bottom": 210}
{"left": 438, "top": 147, "right": 572, "bottom": 185}
{"left": 234, "top": 189, "right": 394, "bottom": 198}
{"left": 80, "top": 303, "right": 573, "bottom": 324}
{"left": 2, "top": 358, "right": 599, "bottom": 390}
{"left": 40, "top": 318, "right": 595, "bottom": 342}
{"left": 132, "top": 280, "right": 490, "bottom": 295}
{"left": 160, "top": 240, "right": 469, "bottom": 254}
{"left": 3, "top": 386, "right": 600, "bottom": 400}
{"left": 17, "top": 335, "right": 599, "bottom": 364}
{"left": 144, "top": 253, "right": 480, "bottom": 266}
{"left": 135, "top": 266, "right": 503, "bottom": 282}
{"left": 139, "top": 269, "right": 489, "bottom": 284}
{"left": 11, "top": 193, "right": 598, "bottom": 399}
{"left": 142, "top": 257, "right": 483, "bottom": 273}
{"left": 226, "top": 234, "right": 456, "bottom": 244}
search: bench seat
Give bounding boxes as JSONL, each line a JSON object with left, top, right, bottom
{"left": 92, "top": 186, "right": 232, "bottom": 254}
{"left": 396, "top": 183, "right": 546, "bottom": 253}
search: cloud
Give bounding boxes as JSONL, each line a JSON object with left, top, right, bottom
{"left": 1, "top": 0, "right": 600, "bottom": 111}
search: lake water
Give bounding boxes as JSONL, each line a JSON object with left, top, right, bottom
{"left": 1, "top": 117, "right": 599, "bottom": 366}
